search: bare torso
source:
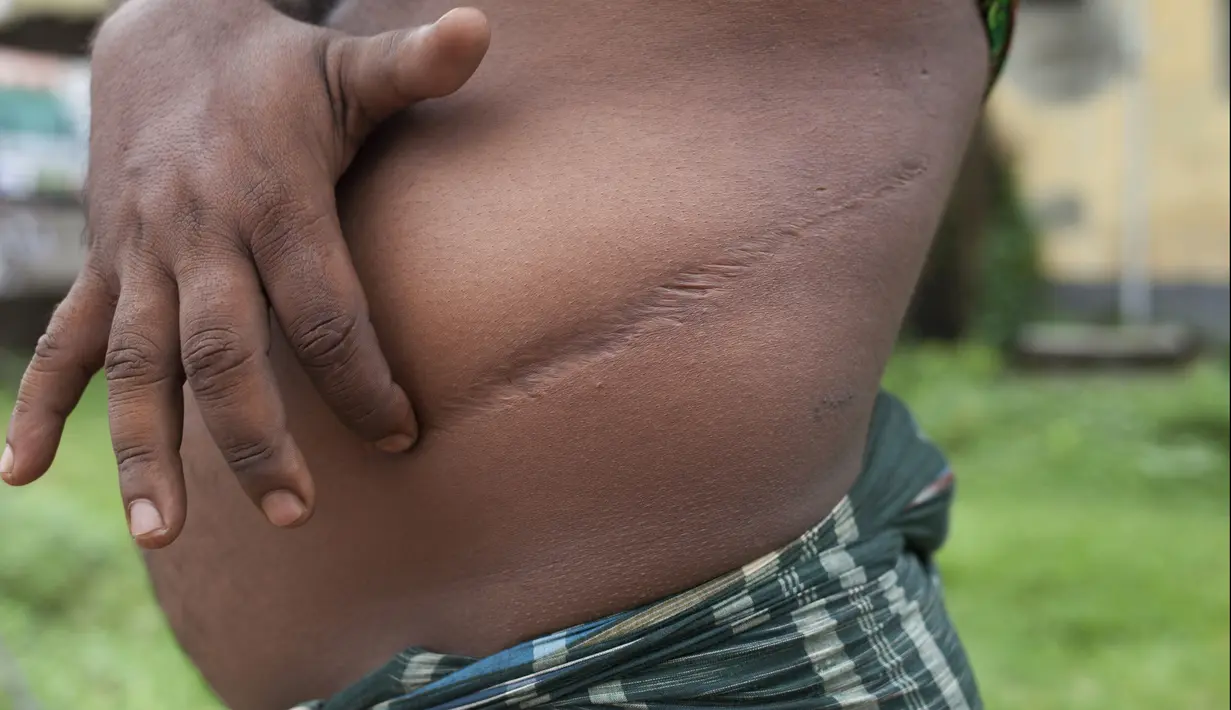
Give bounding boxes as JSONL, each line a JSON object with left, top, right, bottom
{"left": 143, "top": 1, "right": 987, "bottom": 707}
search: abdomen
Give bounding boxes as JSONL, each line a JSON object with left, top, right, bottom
{"left": 147, "top": 2, "right": 988, "bottom": 708}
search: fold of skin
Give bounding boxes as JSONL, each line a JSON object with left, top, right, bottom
{"left": 143, "top": 1, "right": 988, "bottom": 708}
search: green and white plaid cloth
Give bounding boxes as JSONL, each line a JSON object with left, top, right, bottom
{"left": 295, "top": 391, "right": 980, "bottom": 709}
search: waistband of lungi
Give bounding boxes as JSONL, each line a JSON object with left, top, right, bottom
{"left": 294, "top": 390, "right": 980, "bottom": 710}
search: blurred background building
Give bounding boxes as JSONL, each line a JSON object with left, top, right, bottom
{"left": 993, "top": 0, "right": 1229, "bottom": 340}
{"left": 1, "top": 0, "right": 95, "bottom": 348}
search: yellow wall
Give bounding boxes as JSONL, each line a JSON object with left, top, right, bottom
{"left": 988, "top": 0, "right": 1230, "bottom": 284}
{"left": 0, "top": 0, "right": 107, "bottom": 26}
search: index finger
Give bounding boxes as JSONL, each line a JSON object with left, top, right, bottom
{"left": 249, "top": 195, "right": 417, "bottom": 452}
{"left": 3, "top": 263, "right": 113, "bottom": 485}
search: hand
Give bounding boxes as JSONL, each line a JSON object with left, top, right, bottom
{"left": 0, "top": 0, "right": 490, "bottom": 548}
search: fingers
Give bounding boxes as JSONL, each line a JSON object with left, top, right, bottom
{"left": 251, "top": 195, "right": 416, "bottom": 452}
{"left": 3, "top": 263, "right": 112, "bottom": 486}
{"left": 105, "top": 268, "right": 187, "bottom": 548}
{"left": 332, "top": 7, "right": 491, "bottom": 132}
{"left": 178, "top": 259, "right": 314, "bottom": 528}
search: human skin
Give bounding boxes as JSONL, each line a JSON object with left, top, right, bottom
{"left": 126, "top": 1, "right": 993, "bottom": 708}
{"left": 1, "top": 0, "right": 492, "bottom": 538}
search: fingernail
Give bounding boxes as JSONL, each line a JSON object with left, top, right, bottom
{"left": 128, "top": 499, "right": 166, "bottom": 538}
{"left": 0, "top": 445, "right": 13, "bottom": 483}
{"left": 261, "top": 490, "right": 309, "bottom": 528}
{"left": 375, "top": 433, "right": 414, "bottom": 454}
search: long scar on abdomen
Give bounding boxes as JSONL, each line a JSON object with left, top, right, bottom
{"left": 436, "top": 158, "right": 928, "bottom": 423}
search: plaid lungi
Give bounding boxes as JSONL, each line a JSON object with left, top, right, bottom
{"left": 294, "top": 391, "right": 980, "bottom": 709}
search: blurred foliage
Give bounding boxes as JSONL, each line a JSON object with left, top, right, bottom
{"left": 908, "top": 120, "right": 1043, "bottom": 348}
{"left": 885, "top": 346, "right": 1229, "bottom": 710}
{"left": 0, "top": 353, "right": 218, "bottom": 710}
{"left": 1, "top": 347, "right": 1229, "bottom": 709}
{"left": 970, "top": 140, "right": 1043, "bottom": 349}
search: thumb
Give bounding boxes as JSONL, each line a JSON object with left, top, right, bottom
{"left": 334, "top": 8, "right": 490, "bottom": 134}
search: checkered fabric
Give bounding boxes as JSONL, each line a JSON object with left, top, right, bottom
{"left": 293, "top": 391, "right": 980, "bottom": 710}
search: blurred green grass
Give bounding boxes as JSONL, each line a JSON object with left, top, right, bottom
{"left": 2, "top": 346, "right": 1229, "bottom": 710}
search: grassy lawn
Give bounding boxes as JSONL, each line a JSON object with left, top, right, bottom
{"left": 2, "top": 346, "right": 1228, "bottom": 710}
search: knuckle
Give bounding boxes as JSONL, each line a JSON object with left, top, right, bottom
{"left": 132, "top": 179, "right": 173, "bottom": 221}
{"left": 248, "top": 198, "right": 322, "bottom": 262}
{"left": 113, "top": 439, "right": 160, "bottom": 473}
{"left": 32, "top": 330, "right": 66, "bottom": 368}
{"left": 177, "top": 196, "right": 211, "bottom": 235}
{"left": 182, "top": 326, "right": 254, "bottom": 398}
{"left": 134, "top": 179, "right": 195, "bottom": 231}
{"left": 239, "top": 176, "right": 293, "bottom": 222}
{"left": 287, "top": 308, "right": 362, "bottom": 371}
{"left": 86, "top": 196, "right": 137, "bottom": 249}
{"left": 129, "top": 219, "right": 157, "bottom": 255}
{"left": 104, "top": 333, "right": 168, "bottom": 387}
{"left": 340, "top": 398, "right": 387, "bottom": 433}
{"left": 218, "top": 436, "right": 279, "bottom": 477}
{"left": 9, "top": 393, "right": 35, "bottom": 420}
{"left": 134, "top": 188, "right": 167, "bottom": 225}
{"left": 80, "top": 258, "right": 118, "bottom": 300}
